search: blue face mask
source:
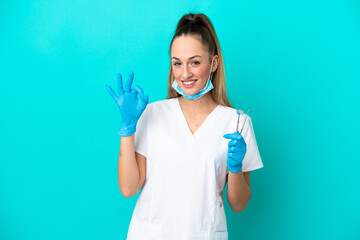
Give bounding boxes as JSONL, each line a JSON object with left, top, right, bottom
{"left": 172, "top": 57, "right": 215, "bottom": 100}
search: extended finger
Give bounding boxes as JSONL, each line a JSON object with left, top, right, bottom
{"left": 106, "top": 85, "right": 118, "bottom": 101}
{"left": 117, "top": 73, "right": 124, "bottom": 95}
{"left": 223, "top": 133, "right": 243, "bottom": 141}
{"left": 125, "top": 72, "right": 134, "bottom": 93}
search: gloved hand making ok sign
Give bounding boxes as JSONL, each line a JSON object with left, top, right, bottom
{"left": 106, "top": 72, "right": 149, "bottom": 136}
{"left": 223, "top": 131, "right": 247, "bottom": 173}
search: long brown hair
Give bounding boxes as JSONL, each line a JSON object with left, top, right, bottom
{"left": 166, "top": 13, "right": 233, "bottom": 108}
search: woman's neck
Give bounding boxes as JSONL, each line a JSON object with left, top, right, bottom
{"left": 178, "top": 92, "right": 218, "bottom": 114}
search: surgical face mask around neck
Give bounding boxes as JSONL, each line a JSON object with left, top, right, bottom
{"left": 172, "top": 57, "right": 215, "bottom": 100}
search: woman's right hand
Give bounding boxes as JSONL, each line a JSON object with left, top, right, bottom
{"left": 106, "top": 72, "right": 149, "bottom": 136}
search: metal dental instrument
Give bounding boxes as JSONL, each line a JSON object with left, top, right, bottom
{"left": 236, "top": 108, "right": 251, "bottom": 134}
{"left": 236, "top": 109, "right": 244, "bottom": 133}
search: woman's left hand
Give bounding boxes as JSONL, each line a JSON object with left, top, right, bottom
{"left": 223, "top": 132, "right": 247, "bottom": 173}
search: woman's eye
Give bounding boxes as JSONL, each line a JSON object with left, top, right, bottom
{"left": 173, "top": 61, "right": 200, "bottom": 66}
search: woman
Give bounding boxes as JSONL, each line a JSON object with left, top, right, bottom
{"left": 106, "top": 13, "right": 263, "bottom": 240}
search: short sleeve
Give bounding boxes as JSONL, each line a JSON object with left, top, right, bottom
{"left": 134, "top": 104, "right": 150, "bottom": 157}
{"left": 227, "top": 115, "right": 263, "bottom": 173}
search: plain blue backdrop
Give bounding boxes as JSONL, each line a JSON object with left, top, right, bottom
{"left": 1, "top": 0, "right": 359, "bottom": 239}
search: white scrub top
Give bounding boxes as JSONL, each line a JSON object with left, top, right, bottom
{"left": 127, "top": 97, "right": 263, "bottom": 240}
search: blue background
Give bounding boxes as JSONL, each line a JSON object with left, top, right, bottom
{"left": 1, "top": 0, "right": 359, "bottom": 239}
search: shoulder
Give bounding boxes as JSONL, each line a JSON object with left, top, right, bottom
{"left": 149, "top": 98, "right": 176, "bottom": 107}
{"left": 217, "top": 104, "right": 237, "bottom": 114}
{"left": 217, "top": 104, "right": 251, "bottom": 121}
{"left": 145, "top": 98, "right": 178, "bottom": 114}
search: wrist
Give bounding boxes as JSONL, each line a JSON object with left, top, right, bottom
{"left": 118, "top": 120, "right": 137, "bottom": 136}
{"left": 227, "top": 162, "right": 243, "bottom": 173}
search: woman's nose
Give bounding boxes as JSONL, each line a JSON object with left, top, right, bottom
{"left": 182, "top": 65, "right": 192, "bottom": 79}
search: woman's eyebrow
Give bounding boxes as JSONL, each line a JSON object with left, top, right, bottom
{"left": 171, "top": 55, "right": 202, "bottom": 60}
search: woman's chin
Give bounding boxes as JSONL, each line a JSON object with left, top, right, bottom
{"left": 182, "top": 89, "right": 199, "bottom": 96}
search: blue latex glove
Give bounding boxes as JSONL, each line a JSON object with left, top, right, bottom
{"left": 106, "top": 72, "right": 149, "bottom": 136}
{"left": 223, "top": 132, "right": 247, "bottom": 173}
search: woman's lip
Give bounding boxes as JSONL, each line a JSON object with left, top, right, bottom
{"left": 181, "top": 79, "right": 197, "bottom": 82}
{"left": 182, "top": 79, "right": 197, "bottom": 88}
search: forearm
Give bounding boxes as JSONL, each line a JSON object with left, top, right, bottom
{"left": 227, "top": 170, "right": 251, "bottom": 213}
{"left": 118, "top": 134, "right": 140, "bottom": 197}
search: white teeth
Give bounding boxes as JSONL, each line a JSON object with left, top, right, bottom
{"left": 184, "top": 81, "right": 196, "bottom": 85}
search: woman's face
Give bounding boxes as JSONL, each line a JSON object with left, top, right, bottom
{"left": 170, "top": 35, "right": 214, "bottom": 97}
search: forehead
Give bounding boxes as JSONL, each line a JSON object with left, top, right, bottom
{"left": 171, "top": 35, "right": 208, "bottom": 59}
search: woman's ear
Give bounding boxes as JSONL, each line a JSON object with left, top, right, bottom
{"left": 212, "top": 55, "right": 219, "bottom": 72}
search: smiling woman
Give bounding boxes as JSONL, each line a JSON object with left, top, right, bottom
{"left": 106, "top": 12, "right": 263, "bottom": 240}
{"left": 170, "top": 40, "right": 216, "bottom": 100}
{"left": 166, "top": 15, "right": 231, "bottom": 107}
{"left": 170, "top": 35, "right": 216, "bottom": 97}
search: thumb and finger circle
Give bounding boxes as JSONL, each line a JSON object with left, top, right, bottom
{"left": 108, "top": 72, "right": 151, "bottom": 110}
{"left": 134, "top": 85, "right": 150, "bottom": 103}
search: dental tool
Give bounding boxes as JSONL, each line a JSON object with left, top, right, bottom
{"left": 236, "top": 108, "right": 250, "bottom": 135}
{"left": 236, "top": 109, "right": 244, "bottom": 133}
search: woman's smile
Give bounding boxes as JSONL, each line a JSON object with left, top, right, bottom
{"left": 181, "top": 79, "right": 198, "bottom": 88}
